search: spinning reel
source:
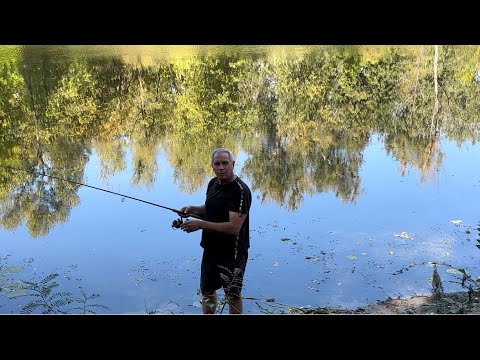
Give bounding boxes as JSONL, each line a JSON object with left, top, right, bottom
{"left": 172, "top": 212, "right": 199, "bottom": 230}
{"left": 171, "top": 217, "right": 184, "bottom": 229}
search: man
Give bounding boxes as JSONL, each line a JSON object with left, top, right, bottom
{"left": 179, "top": 148, "right": 252, "bottom": 314}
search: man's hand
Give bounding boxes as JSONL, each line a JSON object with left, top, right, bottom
{"left": 178, "top": 205, "right": 206, "bottom": 218}
{"left": 180, "top": 219, "right": 202, "bottom": 233}
{"left": 178, "top": 206, "right": 192, "bottom": 218}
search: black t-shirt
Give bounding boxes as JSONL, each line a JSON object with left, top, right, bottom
{"left": 200, "top": 176, "right": 252, "bottom": 254}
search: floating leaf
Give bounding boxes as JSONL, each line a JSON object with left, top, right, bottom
{"left": 156, "top": 301, "right": 180, "bottom": 314}
{"left": 0, "top": 280, "right": 28, "bottom": 298}
{"left": 0, "top": 265, "right": 24, "bottom": 276}
{"left": 446, "top": 268, "right": 464, "bottom": 275}
{"left": 192, "top": 301, "right": 202, "bottom": 308}
{"left": 394, "top": 232, "right": 414, "bottom": 240}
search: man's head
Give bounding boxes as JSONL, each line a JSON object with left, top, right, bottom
{"left": 211, "top": 148, "right": 235, "bottom": 184}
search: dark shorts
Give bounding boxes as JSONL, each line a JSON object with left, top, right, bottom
{"left": 200, "top": 248, "right": 248, "bottom": 299}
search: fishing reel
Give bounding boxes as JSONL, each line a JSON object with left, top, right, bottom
{"left": 171, "top": 217, "right": 184, "bottom": 229}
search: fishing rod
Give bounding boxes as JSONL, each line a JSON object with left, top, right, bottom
{"left": 0, "top": 164, "right": 204, "bottom": 227}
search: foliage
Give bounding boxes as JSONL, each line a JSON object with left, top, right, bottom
{"left": 198, "top": 265, "right": 244, "bottom": 314}
{"left": 0, "top": 253, "right": 110, "bottom": 314}
{"left": 390, "top": 222, "right": 480, "bottom": 308}
{"left": 217, "top": 265, "right": 244, "bottom": 314}
{"left": 444, "top": 222, "right": 480, "bottom": 301}
{"left": 0, "top": 255, "right": 27, "bottom": 298}
{"left": 19, "top": 273, "right": 72, "bottom": 314}
{"left": 19, "top": 273, "right": 110, "bottom": 314}
{"left": 1, "top": 45, "right": 480, "bottom": 234}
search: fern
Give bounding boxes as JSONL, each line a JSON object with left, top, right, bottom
{"left": 215, "top": 265, "right": 244, "bottom": 314}
{"left": 66, "top": 291, "right": 110, "bottom": 314}
{"left": 19, "top": 273, "right": 109, "bottom": 314}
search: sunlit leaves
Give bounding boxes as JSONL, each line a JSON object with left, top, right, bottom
{"left": 1, "top": 45, "right": 480, "bottom": 232}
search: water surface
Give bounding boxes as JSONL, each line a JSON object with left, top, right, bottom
{"left": 0, "top": 45, "right": 479, "bottom": 314}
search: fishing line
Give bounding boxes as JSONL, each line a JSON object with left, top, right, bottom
{"left": 0, "top": 164, "right": 204, "bottom": 222}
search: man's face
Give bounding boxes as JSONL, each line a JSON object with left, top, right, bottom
{"left": 212, "top": 152, "right": 235, "bottom": 183}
